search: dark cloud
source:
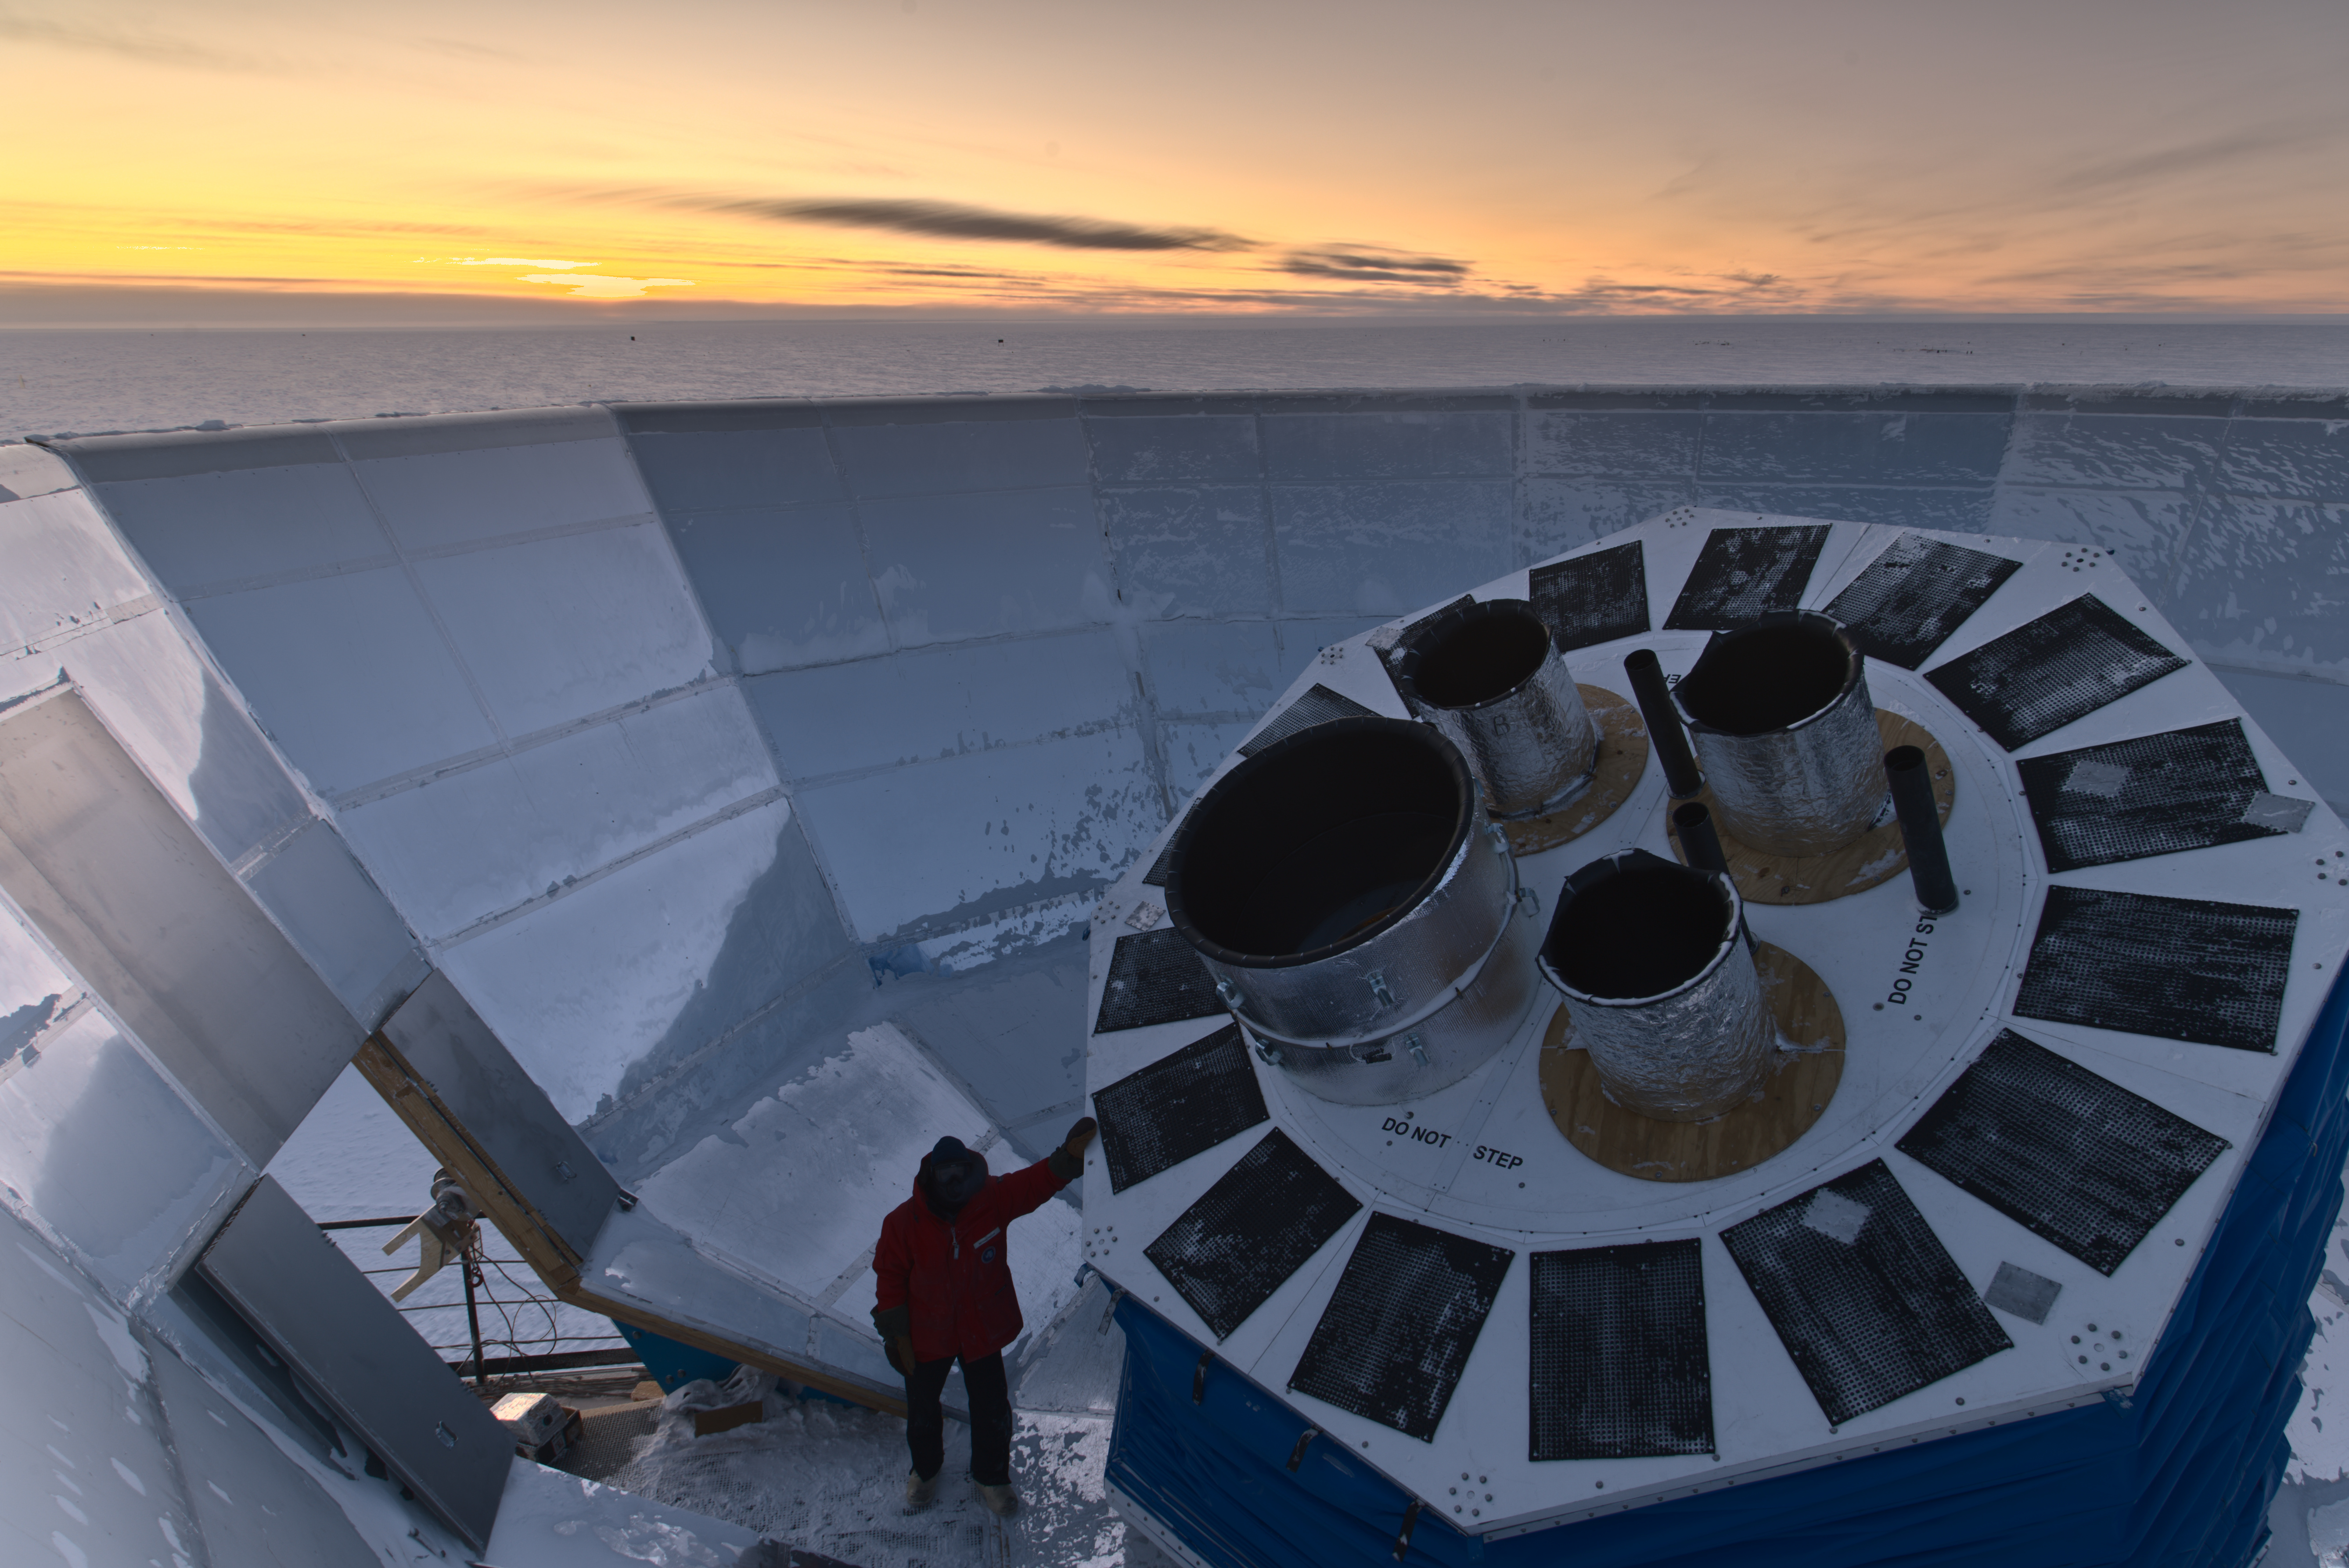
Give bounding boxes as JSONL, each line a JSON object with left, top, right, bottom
{"left": 0, "top": 14, "right": 273, "bottom": 72}
{"left": 696, "top": 197, "right": 1253, "bottom": 252}
{"left": 1278, "top": 246, "right": 1472, "bottom": 284}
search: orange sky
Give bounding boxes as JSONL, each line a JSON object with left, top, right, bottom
{"left": 5, "top": 0, "right": 2347, "bottom": 322}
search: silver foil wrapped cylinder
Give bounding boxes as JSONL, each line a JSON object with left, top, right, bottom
{"left": 1673, "top": 611, "right": 1886, "bottom": 857}
{"left": 1538, "top": 849, "right": 1774, "bottom": 1122}
{"left": 1165, "top": 716, "right": 1541, "bottom": 1106}
{"left": 1391, "top": 598, "right": 1599, "bottom": 821}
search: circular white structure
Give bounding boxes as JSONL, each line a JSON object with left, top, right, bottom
{"left": 1081, "top": 507, "right": 2349, "bottom": 1553}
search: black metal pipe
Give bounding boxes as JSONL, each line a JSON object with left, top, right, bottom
{"left": 1625, "top": 648, "right": 1702, "bottom": 798}
{"left": 1885, "top": 745, "right": 1958, "bottom": 915}
{"left": 1672, "top": 802, "right": 1753, "bottom": 953}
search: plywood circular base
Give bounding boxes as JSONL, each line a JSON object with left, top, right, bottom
{"left": 1500, "top": 686, "right": 1649, "bottom": 856}
{"left": 1664, "top": 710, "right": 1955, "bottom": 906}
{"left": 1538, "top": 941, "right": 1846, "bottom": 1183}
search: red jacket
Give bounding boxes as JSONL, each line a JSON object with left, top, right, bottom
{"left": 872, "top": 1154, "right": 1069, "bottom": 1363}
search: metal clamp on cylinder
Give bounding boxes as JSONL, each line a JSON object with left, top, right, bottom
{"left": 1673, "top": 612, "right": 1884, "bottom": 858}
{"left": 1164, "top": 717, "right": 1541, "bottom": 1106}
{"left": 1391, "top": 598, "right": 1599, "bottom": 822}
{"left": 1537, "top": 848, "right": 1773, "bottom": 1122}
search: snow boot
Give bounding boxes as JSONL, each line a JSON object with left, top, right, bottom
{"left": 904, "top": 1469, "right": 939, "bottom": 1512}
{"left": 977, "top": 1481, "right": 1021, "bottom": 1518}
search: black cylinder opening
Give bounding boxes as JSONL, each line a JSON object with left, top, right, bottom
{"left": 1543, "top": 857, "right": 1733, "bottom": 1000}
{"left": 1398, "top": 600, "right": 1553, "bottom": 711}
{"left": 1166, "top": 717, "right": 1473, "bottom": 967}
{"left": 1675, "top": 613, "right": 1858, "bottom": 737}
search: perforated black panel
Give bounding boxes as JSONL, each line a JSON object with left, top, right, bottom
{"left": 1141, "top": 838, "right": 1176, "bottom": 888}
{"left": 1090, "top": 1023, "right": 1267, "bottom": 1193}
{"left": 2018, "top": 719, "right": 2280, "bottom": 871}
{"left": 1719, "top": 1160, "right": 2012, "bottom": 1426}
{"left": 1238, "top": 684, "right": 1378, "bottom": 757}
{"left": 1663, "top": 524, "right": 1831, "bottom": 630}
{"left": 1529, "top": 1238, "right": 1712, "bottom": 1460}
{"left": 1093, "top": 926, "right": 1223, "bottom": 1035}
{"left": 2013, "top": 886, "right": 2298, "bottom": 1054}
{"left": 1144, "top": 1129, "right": 1361, "bottom": 1339}
{"left": 1898, "top": 1030, "right": 2230, "bottom": 1275}
{"left": 1822, "top": 533, "right": 2021, "bottom": 669}
{"left": 1924, "top": 596, "right": 2188, "bottom": 750}
{"left": 1288, "top": 1213, "right": 1513, "bottom": 1441}
{"left": 1530, "top": 542, "right": 1650, "bottom": 654}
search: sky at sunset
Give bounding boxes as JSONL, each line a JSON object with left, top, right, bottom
{"left": 5, "top": 0, "right": 2347, "bottom": 324}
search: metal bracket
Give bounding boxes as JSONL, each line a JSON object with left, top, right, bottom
{"left": 1286, "top": 1428, "right": 1319, "bottom": 1471}
{"left": 1368, "top": 970, "right": 1396, "bottom": 1009}
{"left": 1193, "top": 1351, "right": 1213, "bottom": 1404}
{"left": 1404, "top": 1033, "right": 1429, "bottom": 1068}
{"left": 1392, "top": 1500, "right": 1423, "bottom": 1562}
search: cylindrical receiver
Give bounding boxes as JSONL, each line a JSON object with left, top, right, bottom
{"left": 1885, "top": 744, "right": 1958, "bottom": 915}
{"left": 1673, "top": 612, "right": 1884, "bottom": 858}
{"left": 1625, "top": 649, "right": 1702, "bottom": 798}
{"left": 1165, "top": 717, "right": 1539, "bottom": 1105}
{"left": 1672, "top": 800, "right": 1753, "bottom": 953}
{"left": 1391, "top": 599, "right": 1598, "bottom": 820}
{"left": 1537, "top": 849, "right": 1773, "bottom": 1122}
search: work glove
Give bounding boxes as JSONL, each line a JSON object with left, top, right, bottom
{"left": 886, "top": 1335, "right": 919, "bottom": 1378}
{"left": 1048, "top": 1116, "right": 1099, "bottom": 1180}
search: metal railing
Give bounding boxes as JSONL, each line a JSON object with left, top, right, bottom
{"left": 320, "top": 1215, "right": 633, "bottom": 1387}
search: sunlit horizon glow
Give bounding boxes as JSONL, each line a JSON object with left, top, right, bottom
{"left": 5, "top": 0, "right": 2346, "bottom": 325}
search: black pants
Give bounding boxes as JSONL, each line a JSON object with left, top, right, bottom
{"left": 906, "top": 1350, "right": 1012, "bottom": 1486}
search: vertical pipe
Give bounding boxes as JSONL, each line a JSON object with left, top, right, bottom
{"left": 1672, "top": 801, "right": 1753, "bottom": 953}
{"left": 1625, "top": 648, "right": 1701, "bottom": 798}
{"left": 1885, "top": 745, "right": 1958, "bottom": 915}
{"left": 462, "top": 1242, "right": 488, "bottom": 1388}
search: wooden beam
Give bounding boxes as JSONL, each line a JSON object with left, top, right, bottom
{"left": 353, "top": 1035, "right": 907, "bottom": 1418}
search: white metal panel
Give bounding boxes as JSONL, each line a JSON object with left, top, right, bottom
{"left": 353, "top": 438, "right": 651, "bottom": 553}
{"left": 100, "top": 463, "right": 392, "bottom": 593}
{"left": 409, "top": 523, "right": 715, "bottom": 738}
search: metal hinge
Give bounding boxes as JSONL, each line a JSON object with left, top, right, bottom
{"left": 1287, "top": 1428, "right": 1319, "bottom": 1471}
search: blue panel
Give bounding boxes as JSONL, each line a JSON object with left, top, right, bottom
{"left": 1262, "top": 410, "right": 1513, "bottom": 480}
{"left": 184, "top": 567, "right": 498, "bottom": 797}
{"left": 1986, "top": 488, "right": 2196, "bottom": 603}
{"left": 666, "top": 503, "right": 886, "bottom": 674}
{"left": 745, "top": 629, "right": 1133, "bottom": 781}
{"left": 441, "top": 799, "right": 846, "bottom": 1124}
{"left": 1694, "top": 485, "right": 1995, "bottom": 534}
{"left": 1521, "top": 479, "right": 1693, "bottom": 559}
{"left": 628, "top": 427, "right": 844, "bottom": 511}
{"left": 411, "top": 523, "right": 715, "bottom": 737}
{"left": 337, "top": 686, "right": 776, "bottom": 940}
{"left": 1087, "top": 414, "right": 1262, "bottom": 483}
{"left": 1271, "top": 480, "right": 1514, "bottom": 616}
{"left": 241, "top": 819, "right": 426, "bottom": 1029}
{"left": 830, "top": 413, "right": 1089, "bottom": 499}
{"left": 791, "top": 730, "right": 1161, "bottom": 943}
{"left": 1101, "top": 485, "right": 1273, "bottom": 619}
{"left": 100, "top": 464, "right": 390, "bottom": 591}
{"left": 1698, "top": 410, "right": 2010, "bottom": 486}
{"left": 2219, "top": 417, "right": 2349, "bottom": 502}
{"left": 612, "top": 1320, "right": 737, "bottom": 1391}
{"left": 1525, "top": 410, "right": 1701, "bottom": 479}
{"left": 858, "top": 486, "right": 1108, "bottom": 645}
{"left": 2005, "top": 413, "right": 2226, "bottom": 492}
{"left": 355, "top": 438, "right": 650, "bottom": 551}
{"left": 2169, "top": 497, "right": 2349, "bottom": 680}
{"left": 1144, "top": 621, "right": 1281, "bottom": 719}
{"left": 1108, "top": 968, "right": 2349, "bottom": 1568}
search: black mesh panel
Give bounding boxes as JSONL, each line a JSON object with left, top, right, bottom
{"left": 1925, "top": 596, "right": 2188, "bottom": 750}
{"left": 1238, "top": 684, "right": 1378, "bottom": 757}
{"left": 1529, "top": 1238, "right": 1712, "bottom": 1460}
{"left": 1897, "top": 1030, "right": 2230, "bottom": 1275}
{"left": 1144, "top": 1129, "right": 1361, "bottom": 1340}
{"left": 1822, "top": 533, "right": 2021, "bottom": 669}
{"left": 1719, "top": 1159, "right": 2012, "bottom": 1426}
{"left": 1288, "top": 1213, "right": 1513, "bottom": 1441}
{"left": 1530, "top": 542, "right": 1650, "bottom": 654}
{"left": 1663, "top": 524, "right": 1831, "bottom": 630}
{"left": 2018, "top": 719, "right": 2281, "bottom": 871}
{"left": 1093, "top": 926, "right": 1223, "bottom": 1035}
{"left": 2012, "top": 886, "right": 2298, "bottom": 1054}
{"left": 1090, "top": 1023, "right": 1268, "bottom": 1193}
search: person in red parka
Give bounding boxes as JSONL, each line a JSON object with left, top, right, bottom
{"left": 872, "top": 1116, "right": 1096, "bottom": 1518}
